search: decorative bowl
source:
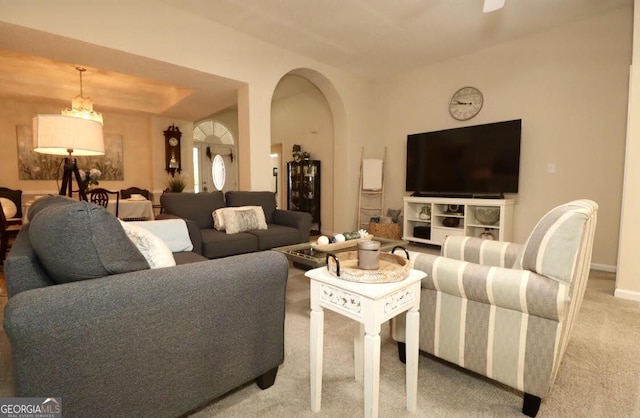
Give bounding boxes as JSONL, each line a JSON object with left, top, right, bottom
{"left": 474, "top": 207, "right": 500, "bottom": 225}
{"left": 442, "top": 217, "right": 460, "bottom": 228}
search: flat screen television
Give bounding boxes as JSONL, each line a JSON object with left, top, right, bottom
{"left": 406, "top": 119, "right": 521, "bottom": 197}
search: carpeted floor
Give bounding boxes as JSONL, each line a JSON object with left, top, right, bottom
{"left": 189, "top": 266, "right": 640, "bottom": 417}
{"left": 1, "top": 260, "right": 639, "bottom": 417}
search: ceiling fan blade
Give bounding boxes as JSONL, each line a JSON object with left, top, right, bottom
{"left": 483, "top": 0, "right": 505, "bottom": 13}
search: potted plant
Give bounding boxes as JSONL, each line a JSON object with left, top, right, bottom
{"left": 166, "top": 172, "right": 187, "bottom": 193}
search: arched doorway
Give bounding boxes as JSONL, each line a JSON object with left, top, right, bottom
{"left": 193, "top": 120, "right": 238, "bottom": 194}
{"left": 271, "top": 74, "right": 334, "bottom": 234}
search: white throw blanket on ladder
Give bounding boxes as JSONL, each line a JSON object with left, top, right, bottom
{"left": 362, "top": 159, "right": 383, "bottom": 190}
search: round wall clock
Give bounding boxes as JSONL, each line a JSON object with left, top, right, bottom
{"left": 449, "top": 87, "right": 484, "bottom": 121}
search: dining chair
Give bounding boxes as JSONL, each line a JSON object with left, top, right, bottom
{"left": 1, "top": 199, "right": 21, "bottom": 265}
{"left": 89, "top": 188, "right": 120, "bottom": 217}
{"left": 120, "top": 187, "right": 151, "bottom": 200}
{"left": 0, "top": 187, "right": 23, "bottom": 225}
{"left": 153, "top": 190, "right": 167, "bottom": 215}
{"left": 121, "top": 186, "right": 164, "bottom": 215}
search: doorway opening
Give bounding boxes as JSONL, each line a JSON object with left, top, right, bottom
{"left": 193, "top": 120, "right": 237, "bottom": 194}
{"left": 271, "top": 73, "right": 333, "bottom": 234}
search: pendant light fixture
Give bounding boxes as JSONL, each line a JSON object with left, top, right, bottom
{"left": 33, "top": 66, "right": 105, "bottom": 201}
{"left": 62, "top": 66, "right": 103, "bottom": 125}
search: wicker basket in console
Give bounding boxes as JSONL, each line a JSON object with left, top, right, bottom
{"left": 368, "top": 222, "right": 402, "bottom": 240}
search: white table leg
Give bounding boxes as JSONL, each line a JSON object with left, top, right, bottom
{"left": 363, "top": 328, "right": 381, "bottom": 418}
{"left": 405, "top": 306, "right": 420, "bottom": 412}
{"left": 310, "top": 307, "right": 324, "bottom": 412}
{"left": 354, "top": 322, "right": 364, "bottom": 382}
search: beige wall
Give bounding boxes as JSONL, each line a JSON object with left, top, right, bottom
{"left": 375, "top": 7, "right": 632, "bottom": 269}
{"left": 616, "top": 0, "right": 640, "bottom": 300}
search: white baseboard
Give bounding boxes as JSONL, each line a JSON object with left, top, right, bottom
{"left": 614, "top": 288, "right": 640, "bottom": 302}
{"left": 590, "top": 263, "right": 616, "bottom": 273}
{"left": 590, "top": 263, "right": 640, "bottom": 301}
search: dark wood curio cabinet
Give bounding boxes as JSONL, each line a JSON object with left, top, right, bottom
{"left": 287, "top": 159, "right": 320, "bottom": 232}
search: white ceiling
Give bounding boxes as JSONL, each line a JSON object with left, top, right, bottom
{"left": 171, "top": 0, "right": 633, "bottom": 78}
{"left": 0, "top": 0, "right": 632, "bottom": 120}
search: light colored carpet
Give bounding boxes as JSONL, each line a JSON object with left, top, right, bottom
{"left": 190, "top": 267, "right": 640, "bottom": 417}
{"left": 1, "top": 261, "right": 639, "bottom": 417}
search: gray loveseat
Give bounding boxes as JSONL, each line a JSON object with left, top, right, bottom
{"left": 3, "top": 196, "right": 289, "bottom": 417}
{"left": 160, "top": 191, "right": 312, "bottom": 259}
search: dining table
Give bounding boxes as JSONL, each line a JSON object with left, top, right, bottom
{"left": 22, "top": 196, "right": 155, "bottom": 224}
{"left": 108, "top": 198, "right": 155, "bottom": 221}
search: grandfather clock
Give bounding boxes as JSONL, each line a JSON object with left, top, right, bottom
{"left": 164, "top": 124, "right": 182, "bottom": 175}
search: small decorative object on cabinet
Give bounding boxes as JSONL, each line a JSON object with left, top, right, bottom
{"left": 164, "top": 124, "right": 182, "bottom": 175}
{"left": 479, "top": 229, "right": 495, "bottom": 240}
{"left": 442, "top": 217, "right": 460, "bottom": 228}
{"left": 292, "top": 144, "right": 302, "bottom": 163}
{"left": 418, "top": 205, "right": 431, "bottom": 220}
{"left": 287, "top": 159, "right": 321, "bottom": 233}
{"left": 446, "top": 204, "right": 463, "bottom": 214}
{"left": 474, "top": 206, "right": 500, "bottom": 225}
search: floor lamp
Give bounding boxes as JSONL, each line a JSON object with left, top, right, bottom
{"left": 33, "top": 114, "right": 105, "bottom": 201}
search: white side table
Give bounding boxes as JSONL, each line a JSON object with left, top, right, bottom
{"left": 305, "top": 266, "right": 425, "bottom": 418}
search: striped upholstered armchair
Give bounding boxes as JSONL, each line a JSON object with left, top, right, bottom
{"left": 391, "top": 200, "right": 598, "bottom": 417}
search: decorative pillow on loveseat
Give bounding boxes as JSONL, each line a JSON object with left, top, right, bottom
{"left": 29, "top": 200, "right": 150, "bottom": 284}
{"left": 119, "top": 221, "right": 176, "bottom": 269}
{"left": 225, "top": 191, "right": 277, "bottom": 223}
{"left": 212, "top": 207, "right": 231, "bottom": 231}
{"left": 127, "top": 219, "right": 194, "bottom": 253}
{"left": 224, "top": 206, "right": 268, "bottom": 234}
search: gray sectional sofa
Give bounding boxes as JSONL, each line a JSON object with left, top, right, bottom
{"left": 3, "top": 196, "right": 289, "bottom": 417}
{"left": 160, "top": 191, "right": 312, "bottom": 259}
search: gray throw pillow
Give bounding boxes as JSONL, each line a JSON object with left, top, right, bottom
{"left": 29, "top": 201, "right": 150, "bottom": 284}
{"left": 224, "top": 206, "right": 268, "bottom": 234}
{"left": 225, "top": 191, "right": 277, "bottom": 223}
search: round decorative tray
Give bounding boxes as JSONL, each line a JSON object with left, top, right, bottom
{"left": 326, "top": 247, "right": 410, "bottom": 284}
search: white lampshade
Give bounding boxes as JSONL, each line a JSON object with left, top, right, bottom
{"left": 33, "top": 114, "right": 104, "bottom": 156}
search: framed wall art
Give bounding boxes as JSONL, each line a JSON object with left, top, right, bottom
{"left": 16, "top": 125, "right": 124, "bottom": 180}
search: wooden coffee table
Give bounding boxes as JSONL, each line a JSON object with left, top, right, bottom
{"left": 274, "top": 237, "right": 408, "bottom": 270}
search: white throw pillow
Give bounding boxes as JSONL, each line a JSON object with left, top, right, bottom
{"left": 212, "top": 207, "right": 233, "bottom": 231}
{"left": 0, "top": 197, "right": 17, "bottom": 219}
{"left": 119, "top": 221, "right": 176, "bottom": 269}
{"left": 224, "top": 206, "right": 268, "bottom": 234}
{"left": 128, "top": 219, "right": 193, "bottom": 252}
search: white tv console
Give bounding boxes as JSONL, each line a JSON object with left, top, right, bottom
{"left": 403, "top": 196, "right": 514, "bottom": 246}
